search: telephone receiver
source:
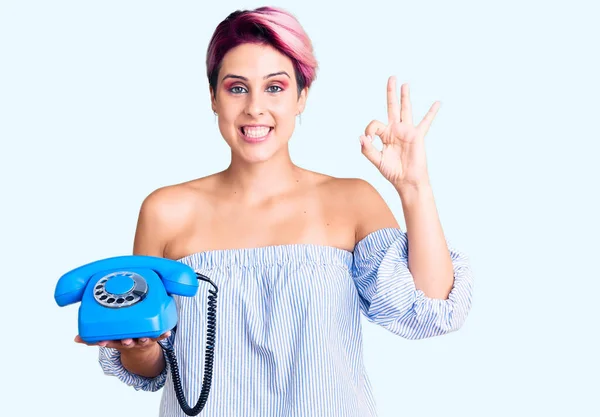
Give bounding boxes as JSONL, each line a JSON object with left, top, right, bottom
{"left": 55, "top": 255, "right": 218, "bottom": 416}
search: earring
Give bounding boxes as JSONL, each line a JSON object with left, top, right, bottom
{"left": 297, "top": 113, "right": 302, "bottom": 125}
{"left": 214, "top": 111, "right": 217, "bottom": 123}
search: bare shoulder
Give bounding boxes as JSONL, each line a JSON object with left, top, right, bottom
{"left": 140, "top": 182, "right": 200, "bottom": 224}
{"left": 321, "top": 177, "right": 400, "bottom": 243}
{"left": 132, "top": 176, "right": 217, "bottom": 257}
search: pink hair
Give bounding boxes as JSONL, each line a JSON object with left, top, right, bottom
{"left": 206, "top": 6, "right": 318, "bottom": 95}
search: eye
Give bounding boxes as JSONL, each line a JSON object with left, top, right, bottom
{"left": 230, "top": 86, "right": 247, "bottom": 94}
{"left": 266, "top": 85, "right": 283, "bottom": 93}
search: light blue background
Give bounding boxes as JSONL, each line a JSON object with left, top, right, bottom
{"left": 1, "top": 0, "right": 598, "bottom": 415}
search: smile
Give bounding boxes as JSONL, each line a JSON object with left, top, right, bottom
{"left": 239, "top": 125, "right": 274, "bottom": 143}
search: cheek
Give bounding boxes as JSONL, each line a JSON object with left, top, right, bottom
{"left": 216, "top": 110, "right": 240, "bottom": 142}
{"left": 271, "top": 100, "right": 299, "bottom": 124}
{"left": 216, "top": 104, "right": 241, "bottom": 128}
{"left": 273, "top": 113, "right": 296, "bottom": 134}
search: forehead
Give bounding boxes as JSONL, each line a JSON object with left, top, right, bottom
{"left": 219, "top": 43, "right": 295, "bottom": 79}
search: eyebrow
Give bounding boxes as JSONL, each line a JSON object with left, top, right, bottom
{"left": 221, "top": 71, "right": 291, "bottom": 82}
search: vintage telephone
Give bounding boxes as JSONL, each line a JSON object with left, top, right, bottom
{"left": 54, "top": 255, "right": 218, "bottom": 416}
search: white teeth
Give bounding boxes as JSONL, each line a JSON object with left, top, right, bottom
{"left": 243, "top": 126, "right": 270, "bottom": 138}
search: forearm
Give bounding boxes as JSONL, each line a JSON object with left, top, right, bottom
{"left": 397, "top": 184, "right": 454, "bottom": 299}
{"left": 119, "top": 343, "right": 166, "bottom": 378}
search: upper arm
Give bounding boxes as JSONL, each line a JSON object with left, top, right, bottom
{"left": 349, "top": 179, "right": 400, "bottom": 243}
{"left": 132, "top": 186, "right": 190, "bottom": 257}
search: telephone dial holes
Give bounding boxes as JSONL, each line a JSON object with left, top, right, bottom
{"left": 93, "top": 271, "right": 148, "bottom": 308}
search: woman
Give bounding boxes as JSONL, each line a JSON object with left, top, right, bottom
{"left": 79, "top": 6, "right": 474, "bottom": 416}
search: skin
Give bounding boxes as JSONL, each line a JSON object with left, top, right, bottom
{"left": 75, "top": 42, "right": 455, "bottom": 378}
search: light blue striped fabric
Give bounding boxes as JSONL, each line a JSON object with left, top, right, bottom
{"left": 98, "top": 227, "right": 474, "bottom": 416}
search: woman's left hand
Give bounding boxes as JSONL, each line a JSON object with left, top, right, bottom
{"left": 360, "top": 76, "right": 440, "bottom": 191}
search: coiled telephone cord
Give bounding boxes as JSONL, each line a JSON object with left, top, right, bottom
{"left": 159, "top": 273, "right": 218, "bottom": 416}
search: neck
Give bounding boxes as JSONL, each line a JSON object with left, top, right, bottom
{"left": 220, "top": 149, "right": 302, "bottom": 201}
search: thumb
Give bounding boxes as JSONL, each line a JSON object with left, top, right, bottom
{"left": 360, "top": 135, "right": 381, "bottom": 168}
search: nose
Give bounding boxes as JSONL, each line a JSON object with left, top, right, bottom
{"left": 244, "top": 92, "right": 265, "bottom": 117}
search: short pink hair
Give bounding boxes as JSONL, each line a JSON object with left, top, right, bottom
{"left": 206, "top": 6, "right": 318, "bottom": 95}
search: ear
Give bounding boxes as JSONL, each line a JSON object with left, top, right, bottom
{"left": 297, "top": 87, "right": 308, "bottom": 115}
{"left": 210, "top": 85, "right": 217, "bottom": 113}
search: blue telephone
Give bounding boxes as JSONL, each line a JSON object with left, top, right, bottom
{"left": 55, "top": 255, "right": 199, "bottom": 343}
{"left": 55, "top": 255, "right": 218, "bottom": 416}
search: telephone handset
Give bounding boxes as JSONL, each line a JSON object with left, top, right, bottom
{"left": 55, "top": 255, "right": 218, "bottom": 416}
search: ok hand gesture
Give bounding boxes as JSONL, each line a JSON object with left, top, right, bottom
{"left": 360, "top": 76, "right": 440, "bottom": 190}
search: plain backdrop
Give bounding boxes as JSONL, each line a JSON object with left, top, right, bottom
{"left": 1, "top": 0, "right": 598, "bottom": 416}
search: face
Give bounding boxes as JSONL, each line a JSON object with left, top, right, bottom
{"left": 211, "top": 43, "right": 308, "bottom": 163}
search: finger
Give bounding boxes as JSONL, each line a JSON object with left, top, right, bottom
{"left": 136, "top": 337, "right": 151, "bottom": 347}
{"left": 387, "top": 76, "right": 400, "bottom": 124}
{"left": 120, "top": 338, "right": 135, "bottom": 348}
{"left": 417, "top": 101, "right": 441, "bottom": 136}
{"left": 360, "top": 135, "right": 382, "bottom": 169}
{"left": 400, "top": 83, "right": 413, "bottom": 125}
{"left": 102, "top": 340, "right": 130, "bottom": 349}
{"left": 364, "top": 120, "right": 387, "bottom": 142}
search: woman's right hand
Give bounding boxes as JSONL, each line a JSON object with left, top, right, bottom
{"left": 74, "top": 331, "right": 172, "bottom": 351}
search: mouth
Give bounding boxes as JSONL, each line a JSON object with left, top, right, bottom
{"left": 239, "top": 125, "right": 274, "bottom": 143}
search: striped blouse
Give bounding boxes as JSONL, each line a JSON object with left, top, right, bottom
{"left": 98, "top": 227, "right": 474, "bottom": 416}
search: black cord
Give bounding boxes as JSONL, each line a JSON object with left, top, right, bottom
{"left": 158, "top": 273, "right": 218, "bottom": 416}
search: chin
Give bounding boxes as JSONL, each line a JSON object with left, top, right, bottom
{"left": 238, "top": 152, "right": 276, "bottom": 164}
{"left": 236, "top": 141, "right": 282, "bottom": 163}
